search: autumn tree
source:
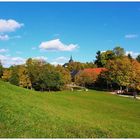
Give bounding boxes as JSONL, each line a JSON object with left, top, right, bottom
{"left": 75, "top": 70, "right": 98, "bottom": 88}
{"left": 2, "top": 69, "right": 12, "bottom": 81}
{"left": 129, "top": 60, "right": 140, "bottom": 91}
{"left": 106, "top": 57, "right": 132, "bottom": 90}
{"left": 18, "top": 65, "right": 32, "bottom": 89}
{"left": 67, "top": 62, "right": 85, "bottom": 71}
{"left": 56, "top": 65, "right": 71, "bottom": 85}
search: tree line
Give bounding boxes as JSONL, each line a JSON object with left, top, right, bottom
{"left": 74, "top": 47, "right": 140, "bottom": 93}
{"left": 0, "top": 58, "right": 96, "bottom": 91}
{"left": 0, "top": 46, "right": 140, "bottom": 92}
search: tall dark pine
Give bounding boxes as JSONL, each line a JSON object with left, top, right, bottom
{"left": 136, "top": 54, "right": 140, "bottom": 63}
{"left": 94, "top": 51, "right": 103, "bottom": 67}
{"left": 127, "top": 53, "right": 133, "bottom": 60}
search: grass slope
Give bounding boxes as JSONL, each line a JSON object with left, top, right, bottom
{"left": 0, "top": 80, "right": 140, "bottom": 138}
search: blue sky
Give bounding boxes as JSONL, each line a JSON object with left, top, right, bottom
{"left": 0, "top": 2, "right": 140, "bottom": 67}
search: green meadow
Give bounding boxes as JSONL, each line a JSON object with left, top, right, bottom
{"left": 0, "top": 80, "right": 140, "bottom": 138}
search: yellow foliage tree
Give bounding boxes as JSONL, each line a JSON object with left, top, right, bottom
{"left": 2, "top": 69, "right": 12, "bottom": 81}
{"left": 18, "top": 66, "right": 32, "bottom": 89}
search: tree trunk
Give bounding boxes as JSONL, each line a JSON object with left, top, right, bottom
{"left": 120, "top": 86, "right": 122, "bottom": 91}
{"left": 133, "top": 90, "right": 137, "bottom": 99}
{"left": 107, "top": 81, "right": 109, "bottom": 90}
{"left": 126, "top": 87, "right": 128, "bottom": 92}
{"left": 110, "top": 84, "right": 113, "bottom": 91}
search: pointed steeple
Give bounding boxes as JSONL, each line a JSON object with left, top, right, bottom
{"left": 69, "top": 55, "right": 74, "bottom": 63}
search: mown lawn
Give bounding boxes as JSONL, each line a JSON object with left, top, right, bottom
{"left": 0, "top": 80, "right": 140, "bottom": 138}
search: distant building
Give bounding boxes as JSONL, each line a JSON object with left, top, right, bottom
{"left": 63, "top": 55, "right": 74, "bottom": 68}
{"left": 63, "top": 56, "right": 106, "bottom": 81}
{"left": 75, "top": 67, "right": 107, "bottom": 79}
{"left": 81, "top": 68, "right": 107, "bottom": 75}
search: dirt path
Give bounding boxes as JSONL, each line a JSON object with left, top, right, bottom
{"left": 110, "top": 92, "right": 140, "bottom": 100}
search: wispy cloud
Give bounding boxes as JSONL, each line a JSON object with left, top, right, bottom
{"left": 0, "top": 34, "right": 9, "bottom": 41}
{"left": 0, "top": 54, "right": 26, "bottom": 67}
{"left": 0, "top": 49, "right": 9, "bottom": 53}
{"left": 39, "top": 39, "right": 78, "bottom": 52}
{"left": 54, "top": 56, "right": 69, "bottom": 62}
{"left": 0, "top": 34, "right": 21, "bottom": 41}
{"left": 125, "top": 34, "right": 138, "bottom": 39}
{"left": 51, "top": 56, "right": 69, "bottom": 66}
{"left": 33, "top": 56, "right": 48, "bottom": 61}
{"left": 0, "top": 19, "right": 24, "bottom": 33}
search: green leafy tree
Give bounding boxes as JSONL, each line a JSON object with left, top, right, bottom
{"left": 84, "top": 62, "right": 97, "bottom": 68}
{"left": 56, "top": 65, "right": 71, "bottom": 85}
{"left": 67, "top": 62, "right": 85, "bottom": 71}
{"left": 26, "top": 58, "right": 64, "bottom": 91}
{"left": 113, "top": 46, "right": 125, "bottom": 58}
{"left": 95, "top": 50, "right": 115, "bottom": 67}
{"left": 9, "top": 66, "right": 19, "bottom": 86}
{"left": 26, "top": 58, "right": 47, "bottom": 90}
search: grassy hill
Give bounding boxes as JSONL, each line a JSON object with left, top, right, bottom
{"left": 0, "top": 80, "right": 140, "bottom": 138}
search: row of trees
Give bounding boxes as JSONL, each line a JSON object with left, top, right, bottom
{"left": 75, "top": 47, "right": 140, "bottom": 92}
{"left": 94, "top": 46, "right": 140, "bottom": 67}
{"left": 0, "top": 46, "right": 140, "bottom": 92}
{"left": 99, "top": 57, "right": 140, "bottom": 92}
{"left": 0, "top": 58, "right": 71, "bottom": 91}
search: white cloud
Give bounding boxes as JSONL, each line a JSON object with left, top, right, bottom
{"left": 0, "top": 49, "right": 8, "bottom": 53}
{"left": 39, "top": 39, "right": 78, "bottom": 51}
{"left": 101, "top": 50, "right": 106, "bottom": 53}
{"left": 125, "top": 34, "right": 138, "bottom": 39}
{"left": 11, "top": 57, "right": 26, "bottom": 65}
{"left": 33, "top": 56, "right": 48, "bottom": 61}
{"left": 0, "top": 34, "right": 22, "bottom": 41}
{"left": 126, "top": 51, "right": 140, "bottom": 58}
{"left": 0, "top": 34, "right": 9, "bottom": 41}
{"left": 51, "top": 62, "right": 63, "bottom": 66}
{"left": 0, "top": 19, "right": 24, "bottom": 33}
{"left": 0, "top": 54, "right": 26, "bottom": 67}
{"left": 54, "top": 56, "right": 68, "bottom": 62}
{"left": 51, "top": 56, "right": 69, "bottom": 66}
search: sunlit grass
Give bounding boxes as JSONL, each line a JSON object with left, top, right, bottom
{"left": 0, "top": 80, "right": 140, "bottom": 138}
